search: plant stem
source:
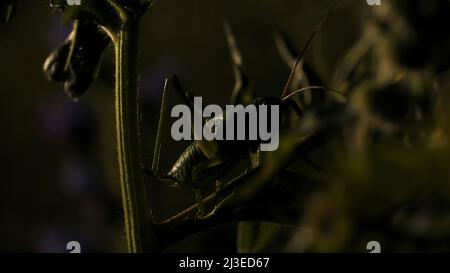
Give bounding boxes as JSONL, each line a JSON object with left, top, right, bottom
{"left": 114, "top": 14, "right": 155, "bottom": 253}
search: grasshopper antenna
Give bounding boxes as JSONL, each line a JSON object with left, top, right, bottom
{"left": 281, "top": 1, "right": 341, "bottom": 100}
{"left": 281, "top": 86, "right": 346, "bottom": 102}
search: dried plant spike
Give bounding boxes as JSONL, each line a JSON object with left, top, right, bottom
{"left": 223, "top": 21, "right": 252, "bottom": 105}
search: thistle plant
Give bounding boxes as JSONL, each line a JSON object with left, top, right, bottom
{"left": 44, "top": 0, "right": 156, "bottom": 252}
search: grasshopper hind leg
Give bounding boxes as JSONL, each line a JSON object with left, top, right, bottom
{"left": 148, "top": 75, "right": 193, "bottom": 178}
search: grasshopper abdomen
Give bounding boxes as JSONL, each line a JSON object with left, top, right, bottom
{"left": 167, "top": 143, "right": 207, "bottom": 185}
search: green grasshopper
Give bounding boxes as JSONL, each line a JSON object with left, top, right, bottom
{"left": 148, "top": 15, "right": 333, "bottom": 217}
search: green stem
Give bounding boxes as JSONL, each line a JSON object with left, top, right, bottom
{"left": 114, "top": 14, "right": 156, "bottom": 253}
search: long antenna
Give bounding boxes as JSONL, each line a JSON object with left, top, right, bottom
{"left": 281, "top": 2, "right": 339, "bottom": 99}
{"left": 281, "top": 86, "right": 346, "bottom": 102}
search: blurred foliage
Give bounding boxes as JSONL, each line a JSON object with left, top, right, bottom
{"left": 241, "top": 0, "right": 450, "bottom": 253}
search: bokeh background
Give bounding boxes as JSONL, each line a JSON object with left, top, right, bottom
{"left": 1, "top": 0, "right": 449, "bottom": 252}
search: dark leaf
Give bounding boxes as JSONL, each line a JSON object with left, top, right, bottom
{"left": 43, "top": 19, "right": 111, "bottom": 99}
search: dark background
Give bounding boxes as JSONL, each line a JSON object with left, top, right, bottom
{"left": 1, "top": 0, "right": 436, "bottom": 252}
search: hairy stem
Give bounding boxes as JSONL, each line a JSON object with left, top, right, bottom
{"left": 114, "top": 14, "right": 155, "bottom": 252}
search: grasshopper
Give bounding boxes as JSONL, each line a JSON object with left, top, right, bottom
{"left": 148, "top": 14, "right": 333, "bottom": 217}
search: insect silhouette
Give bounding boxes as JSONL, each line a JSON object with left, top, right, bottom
{"left": 147, "top": 14, "right": 335, "bottom": 217}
